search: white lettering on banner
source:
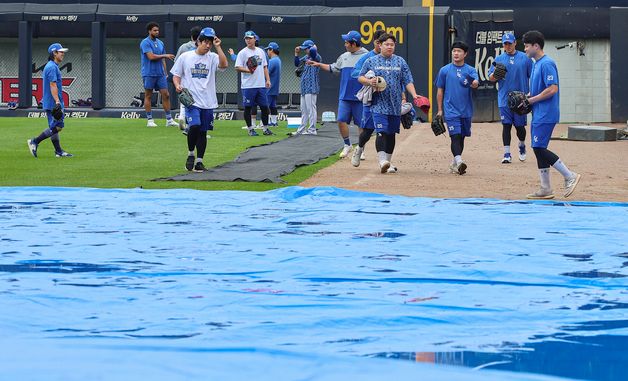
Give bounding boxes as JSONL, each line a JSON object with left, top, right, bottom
{"left": 271, "top": 16, "right": 284, "bottom": 23}
{"left": 186, "top": 16, "right": 223, "bottom": 22}
{"left": 126, "top": 16, "right": 139, "bottom": 23}
{"left": 28, "top": 112, "right": 47, "bottom": 118}
{"left": 68, "top": 112, "right": 88, "bottom": 118}
{"left": 277, "top": 113, "right": 287, "bottom": 121}
{"left": 475, "top": 47, "right": 503, "bottom": 82}
{"left": 121, "top": 111, "right": 142, "bottom": 119}
{"left": 476, "top": 30, "right": 513, "bottom": 46}
{"left": 40, "top": 15, "right": 78, "bottom": 22}
{"left": 215, "top": 112, "right": 234, "bottom": 121}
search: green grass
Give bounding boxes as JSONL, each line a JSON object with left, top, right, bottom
{"left": 1, "top": 117, "right": 339, "bottom": 191}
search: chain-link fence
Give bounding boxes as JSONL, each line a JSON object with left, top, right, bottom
{"left": 0, "top": 37, "right": 92, "bottom": 108}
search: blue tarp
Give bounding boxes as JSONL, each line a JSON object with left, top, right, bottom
{"left": 1, "top": 186, "right": 627, "bottom": 380}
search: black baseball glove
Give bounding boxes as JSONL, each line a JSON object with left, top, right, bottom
{"left": 51, "top": 103, "right": 63, "bottom": 121}
{"left": 507, "top": 91, "right": 531, "bottom": 115}
{"left": 492, "top": 62, "right": 507, "bottom": 81}
{"left": 178, "top": 88, "right": 194, "bottom": 107}
{"left": 246, "top": 56, "right": 258, "bottom": 73}
{"left": 295, "top": 60, "right": 305, "bottom": 77}
{"left": 431, "top": 115, "right": 446, "bottom": 136}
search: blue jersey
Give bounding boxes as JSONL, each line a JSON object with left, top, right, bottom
{"left": 530, "top": 55, "right": 560, "bottom": 124}
{"left": 140, "top": 36, "right": 166, "bottom": 77}
{"left": 330, "top": 47, "right": 368, "bottom": 101}
{"left": 268, "top": 56, "right": 282, "bottom": 96}
{"left": 42, "top": 60, "right": 63, "bottom": 110}
{"left": 489, "top": 50, "right": 532, "bottom": 108}
{"left": 296, "top": 53, "right": 322, "bottom": 95}
{"left": 436, "top": 63, "right": 478, "bottom": 119}
{"left": 360, "top": 54, "right": 413, "bottom": 116}
{"left": 351, "top": 49, "right": 377, "bottom": 79}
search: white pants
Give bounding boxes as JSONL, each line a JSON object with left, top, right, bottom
{"left": 297, "top": 94, "right": 317, "bottom": 134}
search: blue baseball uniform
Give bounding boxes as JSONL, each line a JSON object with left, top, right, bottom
{"left": 436, "top": 63, "right": 478, "bottom": 136}
{"left": 140, "top": 36, "right": 167, "bottom": 90}
{"left": 267, "top": 56, "right": 282, "bottom": 108}
{"left": 296, "top": 52, "right": 322, "bottom": 95}
{"left": 330, "top": 47, "right": 368, "bottom": 125}
{"left": 529, "top": 55, "right": 560, "bottom": 148}
{"left": 489, "top": 51, "right": 532, "bottom": 126}
{"left": 43, "top": 60, "right": 64, "bottom": 129}
{"left": 352, "top": 49, "right": 378, "bottom": 130}
{"left": 360, "top": 54, "right": 413, "bottom": 134}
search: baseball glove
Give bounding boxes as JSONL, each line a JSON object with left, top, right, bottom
{"left": 246, "top": 56, "right": 258, "bottom": 73}
{"left": 507, "top": 91, "right": 531, "bottom": 115}
{"left": 431, "top": 115, "right": 446, "bottom": 136}
{"left": 400, "top": 102, "right": 415, "bottom": 129}
{"left": 178, "top": 88, "right": 194, "bottom": 107}
{"left": 295, "top": 60, "right": 305, "bottom": 77}
{"left": 51, "top": 103, "right": 63, "bottom": 121}
{"left": 492, "top": 62, "right": 507, "bottom": 81}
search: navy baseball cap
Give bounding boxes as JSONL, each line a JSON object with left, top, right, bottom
{"left": 299, "top": 40, "right": 314, "bottom": 49}
{"left": 48, "top": 43, "right": 68, "bottom": 54}
{"left": 244, "top": 30, "right": 256, "bottom": 39}
{"left": 265, "top": 42, "right": 280, "bottom": 51}
{"left": 199, "top": 27, "right": 216, "bottom": 39}
{"left": 502, "top": 33, "right": 516, "bottom": 44}
{"left": 342, "top": 30, "right": 361, "bottom": 43}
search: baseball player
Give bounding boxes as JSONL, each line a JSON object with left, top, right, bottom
{"left": 174, "top": 26, "right": 202, "bottom": 133}
{"left": 488, "top": 32, "right": 533, "bottom": 163}
{"left": 436, "top": 41, "right": 479, "bottom": 175}
{"left": 171, "top": 27, "right": 228, "bottom": 172}
{"left": 235, "top": 30, "right": 272, "bottom": 136}
{"left": 265, "top": 42, "right": 282, "bottom": 127}
{"left": 140, "top": 22, "right": 177, "bottom": 128}
{"left": 358, "top": 33, "right": 425, "bottom": 174}
{"left": 294, "top": 39, "right": 321, "bottom": 135}
{"left": 27, "top": 43, "right": 73, "bottom": 158}
{"left": 522, "top": 30, "right": 581, "bottom": 199}
{"left": 309, "top": 30, "right": 368, "bottom": 158}
{"left": 351, "top": 28, "right": 386, "bottom": 169}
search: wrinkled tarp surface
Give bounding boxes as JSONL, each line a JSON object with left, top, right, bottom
{"left": 1, "top": 186, "right": 627, "bottom": 381}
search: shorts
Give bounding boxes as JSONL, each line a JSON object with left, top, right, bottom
{"left": 531, "top": 122, "right": 555, "bottom": 149}
{"left": 185, "top": 106, "right": 214, "bottom": 132}
{"left": 268, "top": 94, "right": 277, "bottom": 109}
{"left": 445, "top": 117, "right": 472, "bottom": 137}
{"left": 499, "top": 107, "right": 527, "bottom": 127}
{"left": 337, "top": 100, "right": 363, "bottom": 126}
{"left": 46, "top": 110, "right": 64, "bottom": 130}
{"left": 361, "top": 105, "right": 374, "bottom": 130}
{"left": 242, "top": 88, "right": 269, "bottom": 108}
{"left": 143, "top": 76, "right": 168, "bottom": 91}
{"left": 373, "top": 113, "right": 401, "bottom": 135}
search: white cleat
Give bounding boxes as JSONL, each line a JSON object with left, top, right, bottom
{"left": 351, "top": 147, "right": 363, "bottom": 167}
{"left": 146, "top": 119, "right": 157, "bottom": 127}
{"left": 360, "top": 151, "right": 366, "bottom": 160}
{"left": 339, "top": 144, "right": 352, "bottom": 158}
{"left": 387, "top": 166, "right": 398, "bottom": 173}
{"left": 166, "top": 119, "right": 179, "bottom": 127}
{"left": 380, "top": 160, "right": 391, "bottom": 174}
{"left": 564, "top": 173, "right": 582, "bottom": 198}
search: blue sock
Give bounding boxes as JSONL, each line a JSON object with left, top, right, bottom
{"left": 33, "top": 128, "right": 54, "bottom": 144}
{"left": 146, "top": 112, "right": 153, "bottom": 120}
{"left": 166, "top": 112, "right": 173, "bottom": 121}
{"left": 343, "top": 137, "right": 351, "bottom": 146}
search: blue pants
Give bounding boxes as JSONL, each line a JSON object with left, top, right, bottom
{"left": 499, "top": 107, "right": 527, "bottom": 126}
{"left": 242, "top": 88, "right": 269, "bottom": 107}
{"left": 531, "top": 123, "right": 555, "bottom": 149}
{"left": 445, "top": 117, "right": 472, "bottom": 137}
{"left": 373, "top": 113, "right": 401, "bottom": 135}
{"left": 268, "top": 94, "right": 277, "bottom": 109}
{"left": 361, "top": 105, "right": 374, "bottom": 130}
{"left": 143, "top": 76, "right": 168, "bottom": 91}
{"left": 185, "top": 106, "right": 214, "bottom": 132}
{"left": 337, "top": 100, "right": 363, "bottom": 126}
{"left": 46, "top": 110, "right": 64, "bottom": 130}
